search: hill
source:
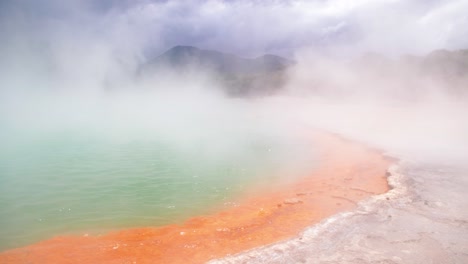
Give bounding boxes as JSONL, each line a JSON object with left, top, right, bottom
{"left": 141, "top": 46, "right": 294, "bottom": 96}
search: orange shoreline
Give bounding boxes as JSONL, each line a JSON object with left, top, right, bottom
{"left": 0, "top": 132, "right": 392, "bottom": 264}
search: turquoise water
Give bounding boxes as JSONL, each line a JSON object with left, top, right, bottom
{"left": 0, "top": 123, "right": 313, "bottom": 251}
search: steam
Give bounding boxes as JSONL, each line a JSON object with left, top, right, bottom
{"left": 1, "top": 0, "right": 467, "bottom": 172}
{"left": 285, "top": 52, "right": 468, "bottom": 166}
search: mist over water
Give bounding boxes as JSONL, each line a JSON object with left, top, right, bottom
{"left": 0, "top": 13, "right": 316, "bottom": 247}
{"left": 0, "top": 85, "right": 322, "bottom": 250}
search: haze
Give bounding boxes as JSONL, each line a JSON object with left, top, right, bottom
{"left": 0, "top": 0, "right": 467, "bottom": 262}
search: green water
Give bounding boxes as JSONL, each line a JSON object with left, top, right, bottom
{"left": 0, "top": 126, "right": 312, "bottom": 251}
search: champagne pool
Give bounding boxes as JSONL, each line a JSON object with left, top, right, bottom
{"left": 0, "top": 121, "right": 316, "bottom": 251}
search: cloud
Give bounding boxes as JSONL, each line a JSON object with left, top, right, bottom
{"left": 0, "top": 0, "right": 466, "bottom": 66}
{"left": 348, "top": 0, "right": 468, "bottom": 55}
{"left": 121, "top": 0, "right": 467, "bottom": 56}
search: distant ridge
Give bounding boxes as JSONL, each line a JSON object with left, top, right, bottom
{"left": 142, "top": 46, "right": 468, "bottom": 98}
{"left": 148, "top": 45, "right": 293, "bottom": 74}
{"left": 141, "top": 46, "right": 294, "bottom": 96}
{"left": 305, "top": 48, "right": 468, "bottom": 99}
{"left": 357, "top": 49, "right": 468, "bottom": 96}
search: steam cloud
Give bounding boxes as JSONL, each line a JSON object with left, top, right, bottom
{"left": 1, "top": 0, "right": 467, "bottom": 168}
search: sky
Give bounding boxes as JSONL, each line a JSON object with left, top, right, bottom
{"left": 1, "top": 0, "right": 467, "bottom": 60}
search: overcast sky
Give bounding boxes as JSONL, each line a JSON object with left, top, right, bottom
{"left": 1, "top": 0, "right": 467, "bottom": 59}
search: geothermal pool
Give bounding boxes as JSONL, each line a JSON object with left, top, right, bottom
{"left": 0, "top": 128, "right": 392, "bottom": 263}
{"left": 0, "top": 128, "right": 315, "bottom": 251}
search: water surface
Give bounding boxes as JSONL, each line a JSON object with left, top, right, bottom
{"left": 0, "top": 125, "right": 314, "bottom": 251}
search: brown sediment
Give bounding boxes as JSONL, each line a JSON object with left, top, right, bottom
{"left": 0, "top": 132, "right": 391, "bottom": 264}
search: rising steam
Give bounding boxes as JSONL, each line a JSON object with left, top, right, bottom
{"left": 1, "top": 0, "right": 467, "bottom": 176}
